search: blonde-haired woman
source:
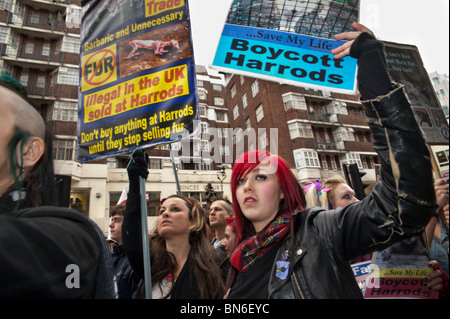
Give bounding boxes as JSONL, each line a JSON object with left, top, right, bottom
{"left": 303, "top": 177, "right": 359, "bottom": 210}
{"left": 324, "top": 177, "right": 359, "bottom": 209}
{"left": 122, "top": 151, "right": 225, "bottom": 299}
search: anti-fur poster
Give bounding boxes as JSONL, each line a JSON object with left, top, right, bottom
{"left": 78, "top": 0, "right": 198, "bottom": 161}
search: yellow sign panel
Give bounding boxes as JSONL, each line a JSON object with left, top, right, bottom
{"left": 81, "top": 44, "right": 118, "bottom": 92}
{"left": 83, "top": 64, "right": 189, "bottom": 123}
{"left": 145, "top": 0, "right": 185, "bottom": 17}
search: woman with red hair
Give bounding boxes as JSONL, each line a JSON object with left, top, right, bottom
{"left": 225, "top": 23, "right": 438, "bottom": 299}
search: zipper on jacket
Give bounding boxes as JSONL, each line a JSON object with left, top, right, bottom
{"left": 292, "top": 272, "right": 305, "bottom": 299}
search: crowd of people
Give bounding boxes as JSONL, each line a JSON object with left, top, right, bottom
{"left": 0, "top": 23, "right": 448, "bottom": 299}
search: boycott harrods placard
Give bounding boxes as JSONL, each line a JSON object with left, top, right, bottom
{"left": 212, "top": 0, "right": 360, "bottom": 93}
{"left": 363, "top": 237, "right": 438, "bottom": 300}
{"left": 78, "top": 0, "right": 198, "bottom": 162}
{"left": 213, "top": 24, "right": 357, "bottom": 92}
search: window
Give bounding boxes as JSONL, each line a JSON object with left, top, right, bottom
{"left": 199, "top": 104, "right": 207, "bottom": 117}
{"left": 259, "top": 130, "right": 267, "bottom": 150}
{"left": 283, "top": 93, "right": 307, "bottom": 111}
{"left": 107, "top": 157, "right": 117, "bottom": 168}
{"left": 214, "top": 97, "right": 224, "bottom": 106}
{"left": 341, "top": 153, "right": 363, "bottom": 169}
{"left": 198, "top": 90, "right": 206, "bottom": 100}
{"left": 66, "top": 5, "right": 82, "bottom": 28}
{"left": 58, "top": 67, "right": 78, "bottom": 86}
{"left": 201, "top": 122, "right": 209, "bottom": 134}
{"left": 147, "top": 192, "right": 161, "bottom": 216}
{"left": 53, "top": 139, "right": 76, "bottom": 161}
{"left": 0, "top": 26, "right": 8, "bottom": 43}
{"left": 149, "top": 158, "right": 162, "bottom": 169}
{"left": 256, "top": 104, "right": 264, "bottom": 122}
{"left": 62, "top": 36, "right": 80, "bottom": 54}
{"left": 245, "top": 117, "right": 251, "bottom": 129}
{"left": 288, "top": 123, "right": 299, "bottom": 139}
{"left": 251, "top": 79, "right": 259, "bottom": 97}
{"left": 293, "top": 150, "right": 320, "bottom": 169}
{"left": 1, "top": 0, "right": 14, "bottom": 11}
{"left": 71, "top": 189, "right": 90, "bottom": 217}
{"left": 195, "top": 159, "right": 212, "bottom": 171}
{"left": 42, "top": 42, "right": 50, "bottom": 56}
{"left": 171, "top": 142, "right": 181, "bottom": 151}
{"left": 50, "top": 101, "right": 78, "bottom": 122}
{"left": 321, "top": 155, "right": 328, "bottom": 170}
{"left": 233, "top": 104, "right": 239, "bottom": 120}
{"left": 230, "top": 84, "right": 236, "bottom": 97}
{"left": 330, "top": 156, "right": 337, "bottom": 170}
{"left": 334, "top": 127, "right": 354, "bottom": 142}
{"left": 36, "top": 72, "right": 46, "bottom": 88}
{"left": 370, "top": 157, "right": 375, "bottom": 169}
{"left": 197, "top": 79, "right": 204, "bottom": 87}
{"left": 220, "top": 145, "right": 230, "bottom": 156}
{"left": 328, "top": 101, "right": 348, "bottom": 115}
{"left": 213, "top": 84, "right": 222, "bottom": 91}
{"left": 218, "top": 128, "right": 228, "bottom": 138}
{"left": 288, "top": 122, "right": 313, "bottom": 139}
{"left": 242, "top": 93, "right": 248, "bottom": 109}
{"left": 30, "top": 10, "right": 39, "bottom": 24}
{"left": 25, "top": 38, "right": 34, "bottom": 54}
{"left": 216, "top": 110, "right": 227, "bottom": 122}
{"left": 362, "top": 157, "right": 368, "bottom": 169}
{"left": 19, "top": 70, "right": 28, "bottom": 86}
{"left": 201, "top": 140, "right": 210, "bottom": 152}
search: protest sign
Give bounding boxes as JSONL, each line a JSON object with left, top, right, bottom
{"left": 78, "top": 0, "right": 198, "bottom": 162}
{"left": 383, "top": 41, "right": 449, "bottom": 145}
{"left": 351, "top": 260, "right": 372, "bottom": 293}
{"left": 212, "top": 0, "right": 360, "bottom": 93}
{"left": 363, "top": 237, "right": 438, "bottom": 299}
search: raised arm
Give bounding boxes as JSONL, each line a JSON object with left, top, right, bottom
{"left": 323, "top": 23, "right": 437, "bottom": 260}
{"left": 121, "top": 150, "right": 149, "bottom": 280}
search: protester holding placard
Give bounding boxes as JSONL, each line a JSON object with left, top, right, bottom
{"left": 223, "top": 23, "right": 438, "bottom": 299}
{"left": 122, "top": 150, "right": 225, "bottom": 299}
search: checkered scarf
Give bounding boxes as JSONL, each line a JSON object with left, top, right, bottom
{"left": 230, "top": 212, "right": 292, "bottom": 272}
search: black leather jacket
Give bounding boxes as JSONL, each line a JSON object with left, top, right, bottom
{"left": 1, "top": 206, "right": 117, "bottom": 298}
{"left": 268, "top": 84, "right": 437, "bottom": 299}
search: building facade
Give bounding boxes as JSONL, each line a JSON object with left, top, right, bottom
{"left": 429, "top": 71, "right": 449, "bottom": 123}
{"left": 0, "top": 0, "right": 82, "bottom": 207}
{"left": 223, "top": 73, "right": 379, "bottom": 187}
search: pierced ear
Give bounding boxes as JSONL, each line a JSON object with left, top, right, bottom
{"left": 21, "top": 137, "right": 45, "bottom": 169}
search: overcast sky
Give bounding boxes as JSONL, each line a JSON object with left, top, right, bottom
{"left": 188, "top": 0, "right": 450, "bottom": 75}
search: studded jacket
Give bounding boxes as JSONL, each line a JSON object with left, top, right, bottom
{"left": 268, "top": 84, "right": 437, "bottom": 299}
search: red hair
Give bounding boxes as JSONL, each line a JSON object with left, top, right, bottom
{"left": 226, "top": 217, "right": 237, "bottom": 234}
{"left": 230, "top": 150, "right": 305, "bottom": 244}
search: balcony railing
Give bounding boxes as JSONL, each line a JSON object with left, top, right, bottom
{"left": 314, "top": 138, "right": 348, "bottom": 152}
{"left": 6, "top": 12, "right": 67, "bottom": 33}
{"left": 307, "top": 111, "right": 333, "bottom": 123}
{"left": 16, "top": 47, "right": 65, "bottom": 64}
{"left": 23, "top": 81, "right": 60, "bottom": 97}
